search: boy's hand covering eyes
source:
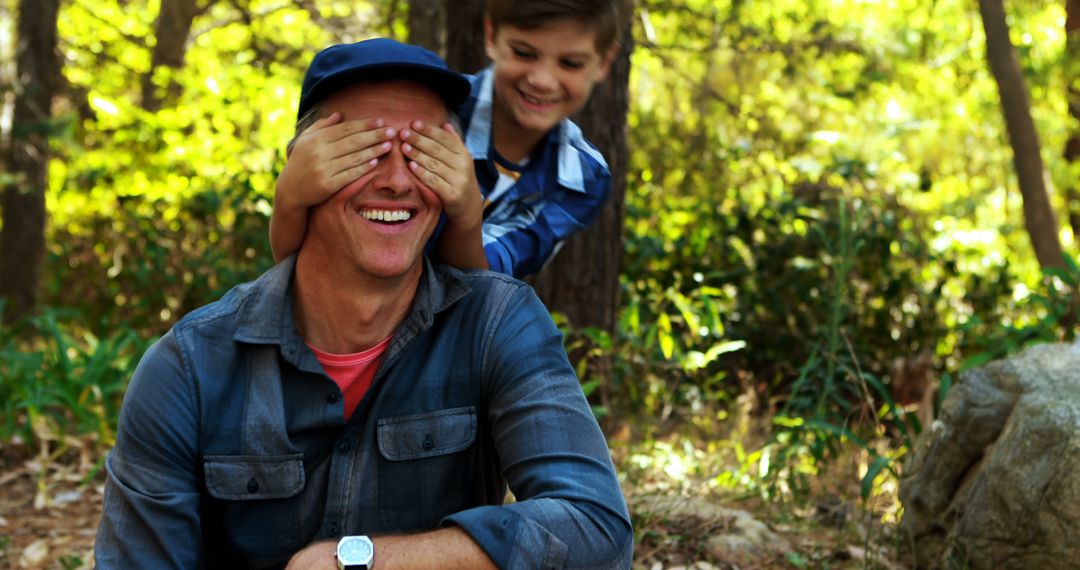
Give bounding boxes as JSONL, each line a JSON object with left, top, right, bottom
{"left": 401, "top": 121, "right": 483, "bottom": 227}
{"left": 277, "top": 112, "right": 395, "bottom": 210}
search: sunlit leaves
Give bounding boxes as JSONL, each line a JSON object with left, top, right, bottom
{"left": 37, "top": 0, "right": 390, "bottom": 334}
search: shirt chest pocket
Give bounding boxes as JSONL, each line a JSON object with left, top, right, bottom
{"left": 376, "top": 407, "right": 478, "bottom": 531}
{"left": 203, "top": 454, "right": 306, "bottom": 564}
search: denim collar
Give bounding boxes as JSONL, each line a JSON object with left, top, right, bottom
{"left": 232, "top": 255, "right": 471, "bottom": 368}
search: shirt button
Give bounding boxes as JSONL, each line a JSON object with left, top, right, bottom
{"left": 326, "top": 393, "right": 339, "bottom": 404}
{"left": 246, "top": 478, "right": 259, "bottom": 494}
{"left": 338, "top": 440, "right": 351, "bottom": 454}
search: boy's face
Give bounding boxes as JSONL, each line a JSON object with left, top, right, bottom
{"left": 485, "top": 18, "right": 616, "bottom": 141}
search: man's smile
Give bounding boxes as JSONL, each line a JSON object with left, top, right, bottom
{"left": 357, "top": 208, "right": 414, "bottom": 224}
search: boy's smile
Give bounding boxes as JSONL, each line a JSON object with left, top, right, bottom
{"left": 485, "top": 18, "right": 615, "bottom": 161}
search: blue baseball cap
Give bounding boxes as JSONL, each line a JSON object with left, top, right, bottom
{"left": 298, "top": 38, "right": 471, "bottom": 119}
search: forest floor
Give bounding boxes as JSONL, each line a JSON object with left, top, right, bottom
{"left": 0, "top": 423, "right": 911, "bottom": 570}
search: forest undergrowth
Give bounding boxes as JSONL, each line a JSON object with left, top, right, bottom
{"left": 0, "top": 401, "right": 912, "bottom": 570}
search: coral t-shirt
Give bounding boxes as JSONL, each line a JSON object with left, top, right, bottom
{"left": 307, "top": 336, "right": 392, "bottom": 420}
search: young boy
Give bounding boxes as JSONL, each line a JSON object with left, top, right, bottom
{"left": 271, "top": 0, "right": 625, "bottom": 278}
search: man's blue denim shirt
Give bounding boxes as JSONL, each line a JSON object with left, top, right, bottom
{"left": 95, "top": 256, "right": 632, "bottom": 569}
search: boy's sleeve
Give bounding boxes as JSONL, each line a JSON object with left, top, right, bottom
{"left": 483, "top": 165, "right": 612, "bottom": 278}
{"left": 442, "top": 284, "right": 633, "bottom": 569}
{"left": 95, "top": 331, "right": 204, "bottom": 568}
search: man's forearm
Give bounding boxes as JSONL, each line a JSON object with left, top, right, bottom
{"left": 286, "top": 526, "right": 497, "bottom": 570}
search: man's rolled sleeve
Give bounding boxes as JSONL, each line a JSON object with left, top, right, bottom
{"left": 445, "top": 285, "right": 632, "bottom": 568}
{"left": 95, "top": 332, "right": 203, "bottom": 568}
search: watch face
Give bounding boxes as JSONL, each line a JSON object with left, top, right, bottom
{"left": 338, "top": 536, "right": 373, "bottom": 564}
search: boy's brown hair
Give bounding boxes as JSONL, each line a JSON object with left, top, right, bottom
{"left": 485, "top": 0, "right": 628, "bottom": 52}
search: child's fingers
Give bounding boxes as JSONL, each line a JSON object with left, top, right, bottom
{"left": 322, "top": 139, "right": 393, "bottom": 190}
{"left": 402, "top": 120, "right": 466, "bottom": 158}
{"left": 322, "top": 117, "right": 386, "bottom": 143}
{"left": 329, "top": 140, "right": 393, "bottom": 177}
{"left": 335, "top": 124, "right": 396, "bottom": 156}
{"left": 400, "top": 131, "right": 471, "bottom": 187}
{"left": 326, "top": 158, "right": 381, "bottom": 193}
{"left": 408, "top": 160, "right": 453, "bottom": 198}
{"left": 403, "top": 143, "right": 467, "bottom": 196}
{"left": 310, "top": 112, "right": 344, "bottom": 129}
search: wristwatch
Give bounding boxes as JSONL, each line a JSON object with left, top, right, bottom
{"left": 336, "top": 535, "right": 374, "bottom": 570}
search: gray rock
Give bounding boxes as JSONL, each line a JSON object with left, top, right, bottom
{"left": 631, "top": 494, "right": 790, "bottom": 565}
{"left": 899, "top": 340, "right": 1080, "bottom": 569}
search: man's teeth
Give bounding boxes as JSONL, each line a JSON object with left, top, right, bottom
{"left": 360, "top": 209, "right": 412, "bottom": 222}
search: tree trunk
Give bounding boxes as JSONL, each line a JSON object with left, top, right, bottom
{"left": 141, "top": 0, "right": 209, "bottom": 111}
{"left": 442, "top": 0, "right": 486, "bottom": 74}
{"left": 1065, "top": 0, "right": 1080, "bottom": 242}
{"left": 979, "top": 0, "right": 1065, "bottom": 269}
{"left": 408, "top": 0, "right": 445, "bottom": 57}
{"left": 530, "top": 16, "right": 634, "bottom": 421}
{"left": 0, "top": 0, "right": 61, "bottom": 323}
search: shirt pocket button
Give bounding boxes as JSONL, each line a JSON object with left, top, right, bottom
{"left": 246, "top": 477, "right": 259, "bottom": 494}
{"left": 422, "top": 434, "right": 435, "bottom": 451}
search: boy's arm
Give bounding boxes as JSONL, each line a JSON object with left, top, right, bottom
{"left": 269, "top": 188, "right": 312, "bottom": 263}
{"left": 271, "top": 114, "right": 396, "bottom": 262}
{"left": 433, "top": 208, "right": 488, "bottom": 270}
{"left": 483, "top": 169, "right": 611, "bottom": 277}
{"left": 400, "top": 121, "right": 488, "bottom": 270}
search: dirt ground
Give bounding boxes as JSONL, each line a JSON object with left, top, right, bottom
{"left": 0, "top": 459, "right": 100, "bottom": 569}
{"left": 0, "top": 442, "right": 908, "bottom": 570}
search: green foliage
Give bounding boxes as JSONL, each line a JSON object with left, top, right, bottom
{"left": 0, "top": 0, "right": 1076, "bottom": 520}
{"left": 617, "top": 0, "right": 1075, "bottom": 503}
{"left": 43, "top": 0, "right": 395, "bottom": 338}
{"left": 0, "top": 310, "right": 153, "bottom": 453}
{"left": 957, "top": 254, "right": 1080, "bottom": 370}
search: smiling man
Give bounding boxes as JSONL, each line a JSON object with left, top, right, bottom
{"left": 94, "top": 39, "right": 633, "bottom": 570}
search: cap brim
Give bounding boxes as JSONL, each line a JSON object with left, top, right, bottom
{"left": 298, "top": 63, "right": 471, "bottom": 119}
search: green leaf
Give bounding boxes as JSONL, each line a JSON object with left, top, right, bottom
{"left": 861, "top": 455, "right": 892, "bottom": 501}
{"left": 960, "top": 352, "right": 995, "bottom": 371}
{"left": 658, "top": 312, "right": 674, "bottom": 360}
{"left": 705, "top": 340, "right": 746, "bottom": 359}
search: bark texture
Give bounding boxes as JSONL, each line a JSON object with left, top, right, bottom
{"left": 979, "top": 0, "right": 1065, "bottom": 269}
{"left": 443, "top": 0, "right": 487, "bottom": 74}
{"left": 408, "top": 0, "right": 446, "bottom": 57}
{"left": 141, "top": 0, "right": 210, "bottom": 111}
{"left": 0, "top": 0, "right": 61, "bottom": 323}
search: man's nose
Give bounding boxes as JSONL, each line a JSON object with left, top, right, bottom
{"left": 372, "top": 145, "right": 413, "bottom": 195}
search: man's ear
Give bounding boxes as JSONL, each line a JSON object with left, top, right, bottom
{"left": 595, "top": 43, "right": 618, "bottom": 82}
{"left": 483, "top": 17, "right": 497, "bottom": 60}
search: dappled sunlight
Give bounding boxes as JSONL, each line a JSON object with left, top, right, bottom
{"left": 2, "top": 0, "right": 1079, "bottom": 566}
